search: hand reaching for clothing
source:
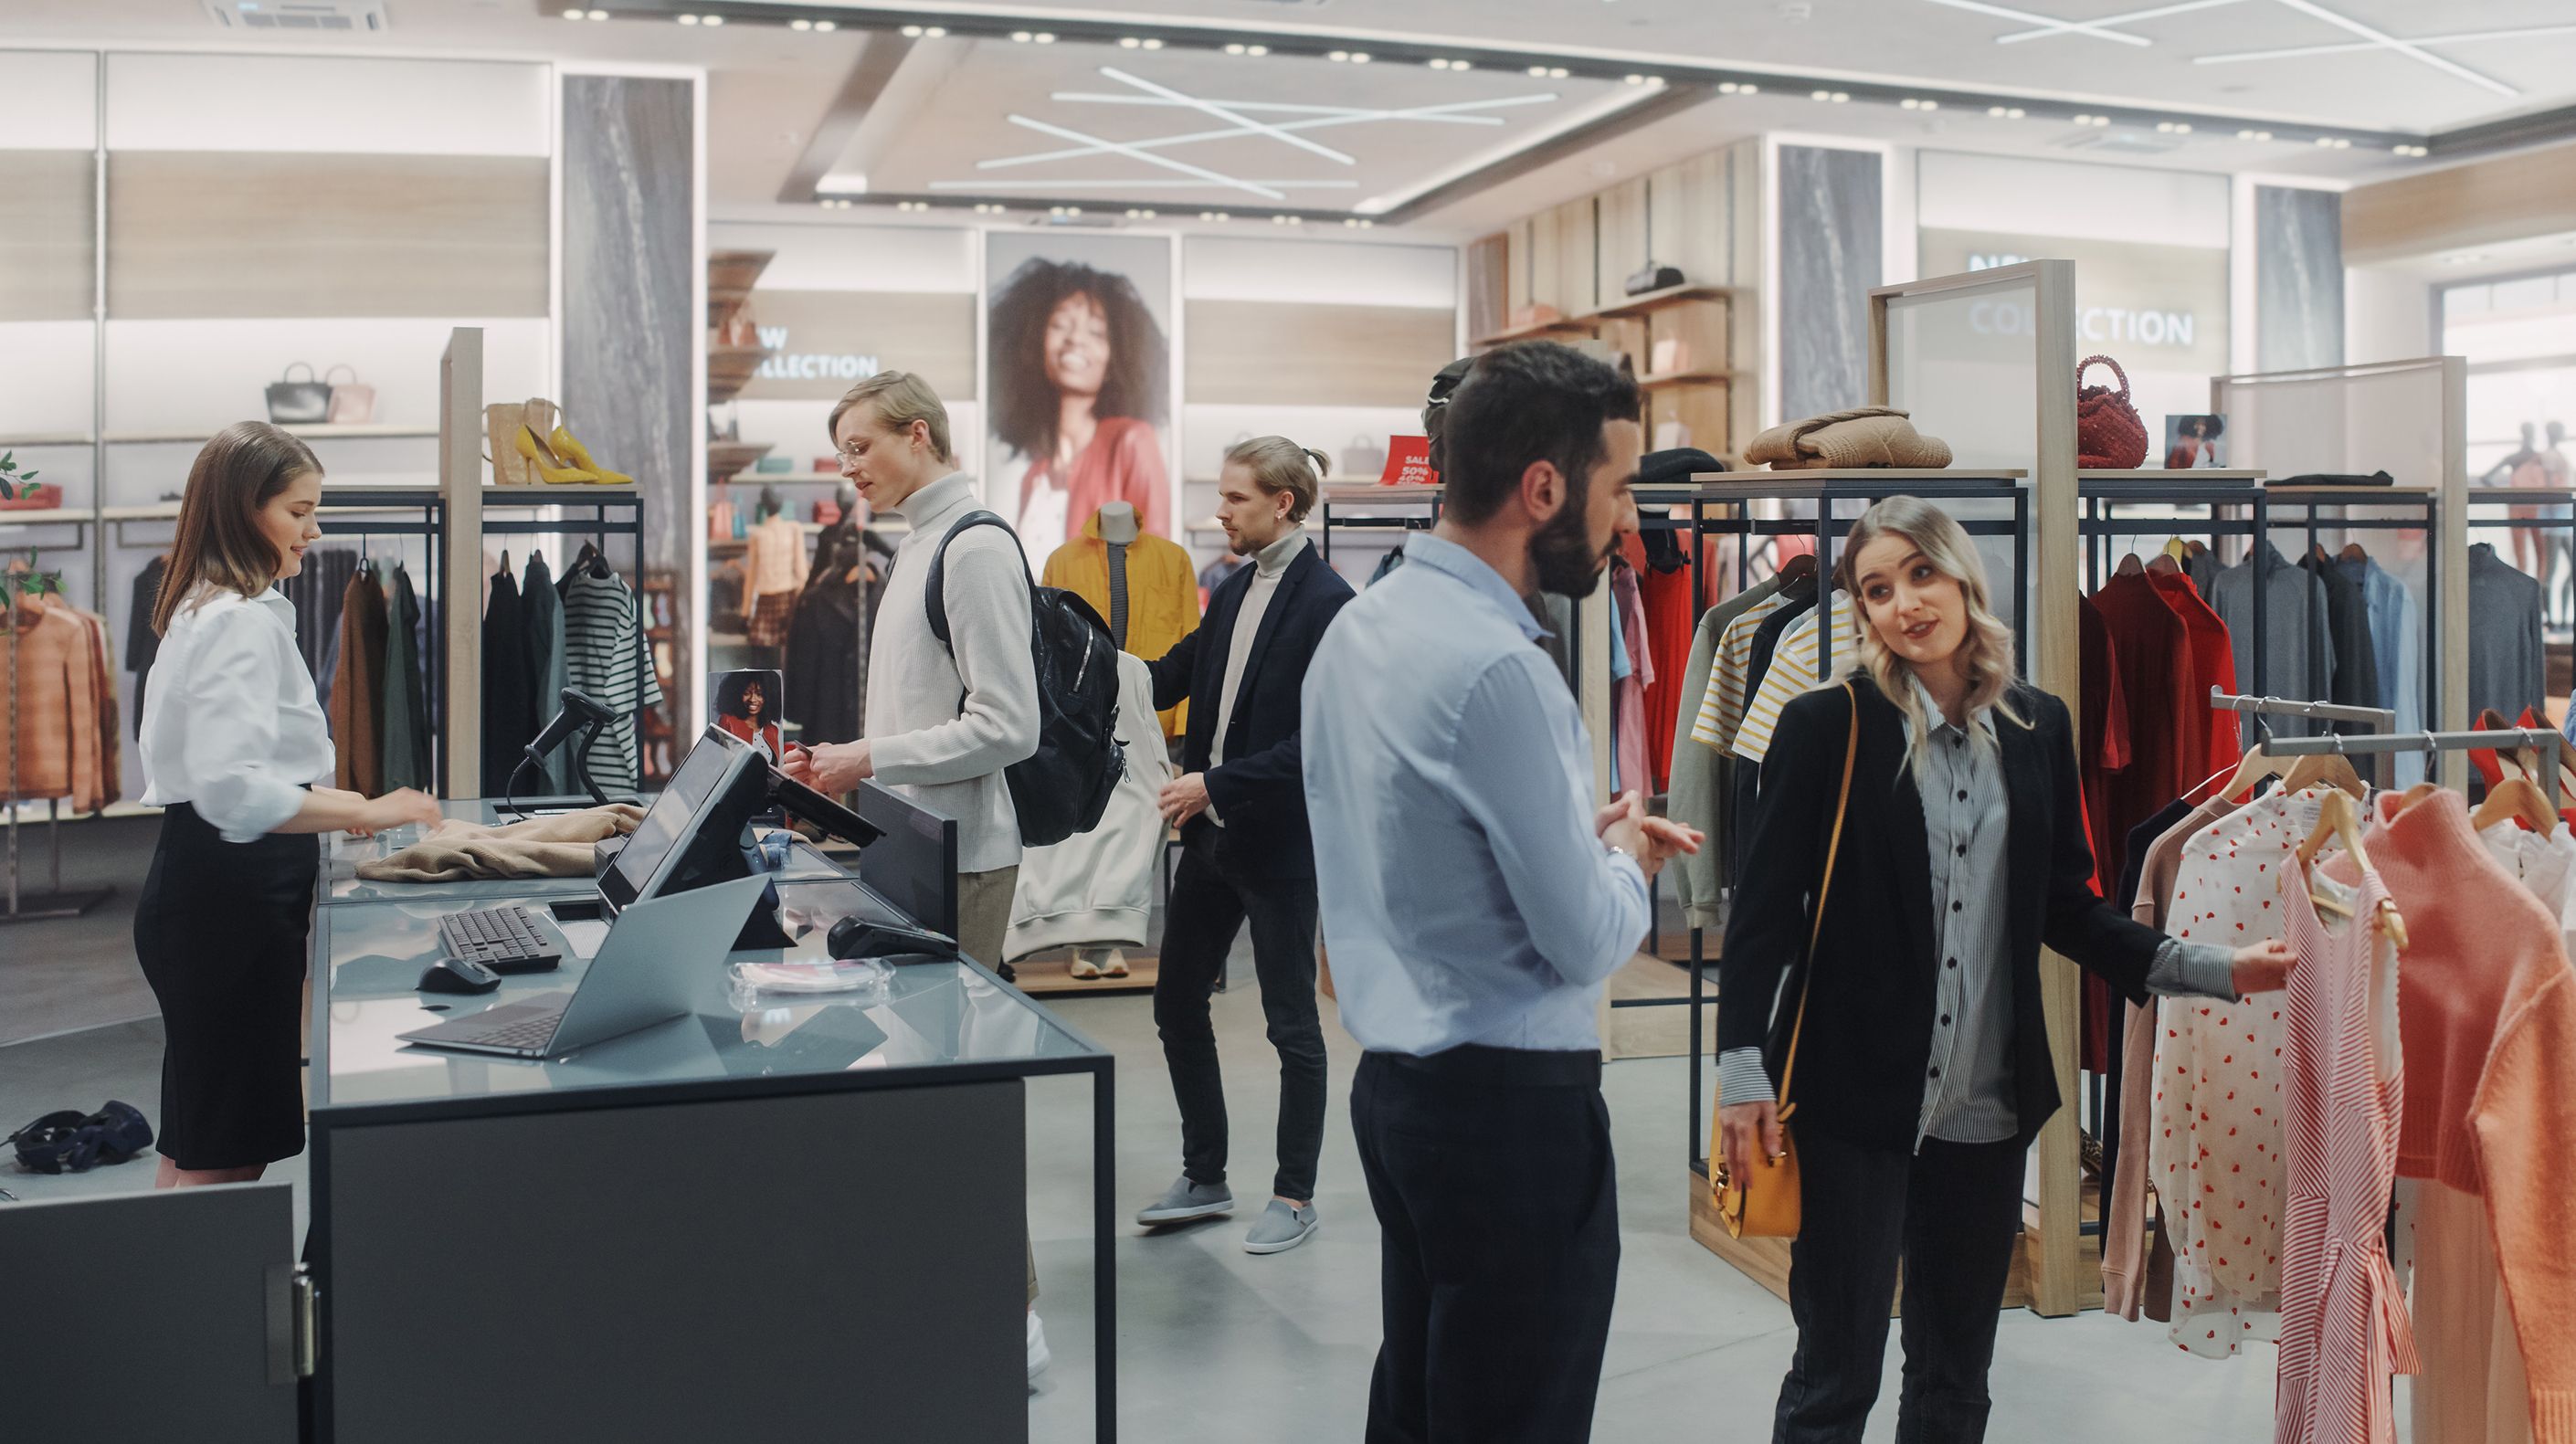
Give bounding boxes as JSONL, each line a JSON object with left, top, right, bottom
{"left": 2229, "top": 938, "right": 2295, "bottom": 996}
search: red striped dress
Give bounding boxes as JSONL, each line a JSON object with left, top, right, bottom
{"left": 2277, "top": 855, "right": 2420, "bottom": 1444}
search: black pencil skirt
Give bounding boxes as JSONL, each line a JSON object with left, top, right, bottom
{"left": 132, "top": 802, "right": 320, "bottom": 1171}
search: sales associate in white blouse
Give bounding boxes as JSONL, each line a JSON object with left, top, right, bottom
{"left": 134, "top": 422, "right": 440, "bottom": 1189}
{"left": 1715, "top": 496, "right": 2292, "bottom": 1443}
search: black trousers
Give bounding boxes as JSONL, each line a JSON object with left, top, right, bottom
{"left": 1353, "top": 1048, "right": 1619, "bottom": 1444}
{"left": 1773, "top": 1128, "right": 2026, "bottom": 1444}
{"left": 1151, "top": 823, "right": 1325, "bottom": 1201}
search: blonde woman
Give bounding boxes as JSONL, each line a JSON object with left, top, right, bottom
{"left": 1715, "top": 496, "right": 2289, "bottom": 1443}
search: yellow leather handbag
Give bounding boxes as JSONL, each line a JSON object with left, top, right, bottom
{"left": 1712, "top": 680, "right": 1858, "bottom": 1239}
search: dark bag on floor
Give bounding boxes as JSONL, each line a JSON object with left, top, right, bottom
{"left": 925, "top": 512, "right": 1124, "bottom": 847}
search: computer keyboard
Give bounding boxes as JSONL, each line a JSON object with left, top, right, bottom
{"left": 464, "top": 1012, "right": 566, "bottom": 1053}
{"left": 437, "top": 905, "right": 563, "bottom": 974}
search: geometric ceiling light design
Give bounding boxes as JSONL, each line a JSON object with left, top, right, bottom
{"left": 2196, "top": 0, "right": 2528, "bottom": 95}
{"left": 932, "top": 66, "right": 1563, "bottom": 206}
{"left": 2196, "top": 19, "right": 2576, "bottom": 64}
{"left": 1983, "top": 0, "right": 2248, "bottom": 45}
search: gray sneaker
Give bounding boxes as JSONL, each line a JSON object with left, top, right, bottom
{"left": 1136, "top": 1175, "right": 1234, "bottom": 1226}
{"left": 1243, "top": 1199, "right": 1319, "bottom": 1255}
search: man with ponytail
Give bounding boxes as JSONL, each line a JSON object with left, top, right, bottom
{"left": 1135, "top": 436, "right": 1352, "bottom": 1256}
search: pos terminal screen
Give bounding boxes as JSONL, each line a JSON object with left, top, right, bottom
{"left": 600, "top": 727, "right": 753, "bottom": 911}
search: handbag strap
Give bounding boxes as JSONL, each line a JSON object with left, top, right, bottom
{"left": 281, "top": 362, "right": 315, "bottom": 383}
{"left": 1773, "top": 680, "right": 1860, "bottom": 1118}
{"left": 2078, "top": 353, "right": 2130, "bottom": 400}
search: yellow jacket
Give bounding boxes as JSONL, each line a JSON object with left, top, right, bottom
{"left": 1040, "top": 513, "right": 1199, "bottom": 738}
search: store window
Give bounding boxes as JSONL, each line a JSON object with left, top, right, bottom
{"left": 2444, "top": 267, "right": 2576, "bottom": 724}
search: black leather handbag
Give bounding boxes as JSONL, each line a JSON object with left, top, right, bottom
{"left": 264, "top": 362, "right": 332, "bottom": 425}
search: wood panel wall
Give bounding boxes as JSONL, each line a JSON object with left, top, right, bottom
{"left": 1186, "top": 300, "right": 1457, "bottom": 406}
{"left": 2344, "top": 141, "right": 2576, "bottom": 266}
{"left": 107, "top": 152, "right": 549, "bottom": 319}
{"left": 0, "top": 153, "right": 96, "bottom": 322}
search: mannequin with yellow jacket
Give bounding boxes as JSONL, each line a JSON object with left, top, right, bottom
{"left": 1040, "top": 501, "right": 1198, "bottom": 737}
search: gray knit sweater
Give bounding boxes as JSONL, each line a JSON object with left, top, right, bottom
{"left": 865, "top": 471, "right": 1040, "bottom": 873}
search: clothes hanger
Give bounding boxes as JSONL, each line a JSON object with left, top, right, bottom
{"left": 2296, "top": 787, "right": 2411, "bottom": 948}
{"left": 2147, "top": 552, "right": 2182, "bottom": 576}
{"left": 2281, "top": 731, "right": 2368, "bottom": 799}
{"left": 2163, "top": 536, "right": 2191, "bottom": 561}
{"left": 2340, "top": 541, "right": 2369, "bottom": 563}
{"left": 2219, "top": 723, "right": 2296, "bottom": 803}
{"left": 2114, "top": 552, "right": 2146, "bottom": 576}
{"left": 2472, "top": 775, "right": 2557, "bottom": 835}
{"left": 1777, "top": 552, "right": 1816, "bottom": 583}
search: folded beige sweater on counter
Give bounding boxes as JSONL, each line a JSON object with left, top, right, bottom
{"left": 354, "top": 804, "right": 647, "bottom": 883}
{"left": 1744, "top": 406, "right": 1954, "bottom": 470}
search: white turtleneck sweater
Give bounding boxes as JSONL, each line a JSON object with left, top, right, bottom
{"left": 1208, "top": 526, "right": 1306, "bottom": 825}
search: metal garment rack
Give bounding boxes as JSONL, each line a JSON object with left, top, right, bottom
{"left": 2456, "top": 486, "right": 2576, "bottom": 628}
{"left": 2079, "top": 477, "right": 2268, "bottom": 694}
{"left": 2254, "top": 485, "right": 2443, "bottom": 751}
{"left": 1682, "top": 473, "right": 2031, "bottom": 1187}
{"left": 2258, "top": 726, "right": 2564, "bottom": 810}
{"left": 2, "top": 517, "right": 117, "bottom": 922}
{"left": 304, "top": 486, "right": 645, "bottom": 797}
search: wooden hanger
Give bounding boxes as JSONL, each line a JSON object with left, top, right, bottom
{"left": 2473, "top": 775, "right": 2558, "bottom": 835}
{"left": 2296, "top": 789, "right": 2411, "bottom": 948}
{"left": 2282, "top": 745, "right": 2367, "bottom": 799}
{"left": 2163, "top": 536, "right": 2191, "bottom": 561}
{"left": 2218, "top": 734, "right": 2296, "bottom": 803}
{"left": 2340, "top": 542, "right": 2368, "bottom": 562}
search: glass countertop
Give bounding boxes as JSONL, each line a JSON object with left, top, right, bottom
{"left": 322, "top": 797, "right": 844, "bottom": 905}
{"left": 313, "top": 878, "right": 1101, "bottom": 1114}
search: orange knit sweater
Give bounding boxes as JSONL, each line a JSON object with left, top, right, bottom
{"left": 2334, "top": 790, "right": 2576, "bottom": 1439}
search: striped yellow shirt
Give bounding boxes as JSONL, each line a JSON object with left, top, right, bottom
{"left": 1729, "top": 591, "right": 1857, "bottom": 764}
{"left": 1686, "top": 590, "right": 1791, "bottom": 754}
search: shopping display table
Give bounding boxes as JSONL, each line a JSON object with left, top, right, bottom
{"left": 305, "top": 829, "right": 1116, "bottom": 1443}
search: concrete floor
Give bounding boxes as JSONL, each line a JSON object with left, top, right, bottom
{"left": 0, "top": 818, "right": 2285, "bottom": 1440}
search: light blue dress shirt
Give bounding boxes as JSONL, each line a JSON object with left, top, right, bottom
{"left": 2340, "top": 556, "right": 2423, "bottom": 787}
{"left": 1301, "top": 533, "right": 1651, "bottom": 1056}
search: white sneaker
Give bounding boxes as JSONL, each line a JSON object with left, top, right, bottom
{"left": 1027, "top": 1310, "right": 1051, "bottom": 1383}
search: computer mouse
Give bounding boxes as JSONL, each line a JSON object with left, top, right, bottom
{"left": 417, "top": 957, "right": 502, "bottom": 995}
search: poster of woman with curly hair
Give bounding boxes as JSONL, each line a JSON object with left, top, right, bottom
{"left": 985, "top": 234, "right": 1176, "bottom": 549}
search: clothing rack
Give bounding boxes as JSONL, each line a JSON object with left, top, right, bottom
{"left": 2457, "top": 486, "right": 2576, "bottom": 627}
{"left": 2208, "top": 687, "right": 2393, "bottom": 733}
{"left": 2256, "top": 484, "right": 2444, "bottom": 735}
{"left": 2258, "top": 726, "right": 2565, "bottom": 809}
{"left": 2078, "top": 476, "right": 2268, "bottom": 691}
{"left": 2, "top": 528, "right": 116, "bottom": 922}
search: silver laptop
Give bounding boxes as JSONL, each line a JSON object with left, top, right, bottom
{"left": 399, "top": 874, "right": 771, "bottom": 1059}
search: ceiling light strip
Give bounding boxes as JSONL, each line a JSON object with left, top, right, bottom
{"left": 1003, "top": 113, "right": 1291, "bottom": 199}
{"left": 1990, "top": 0, "right": 2247, "bottom": 44}
{"left": 1918, "top": 0, "right": 2151, "bottom": 47}
{"left": 978, "top": 98, "right": 1545, "bottom": 172}
{"left": 2263, "top": 0, "right": 2518, "bottom": 98}
{"left": 2194, "top": 21, "right": 2576, "bottom": 65}
{"left": 1097, "top": 66, "right": 1357, "bottom": 165}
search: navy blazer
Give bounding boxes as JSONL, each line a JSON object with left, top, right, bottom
{"left": 1145, "top": 541, "right": 1354, "bottom": 873}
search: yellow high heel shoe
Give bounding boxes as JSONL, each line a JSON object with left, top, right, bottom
{"left": 514, "top": 424, "right": 597, "bottom": 484}
{"left": 551, "top": 424, "right": 634, "bottom": 486}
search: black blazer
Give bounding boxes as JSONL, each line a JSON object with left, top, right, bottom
{"left": 1144, "top": 542, "right": 1353, "bottom": 873}
{"left": 1716, "top": 673, "right": 2167, "bottom": 1151}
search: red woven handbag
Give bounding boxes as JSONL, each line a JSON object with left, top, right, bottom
{"left": 2075, "top": 354, "right": 2149, "bottom": 469}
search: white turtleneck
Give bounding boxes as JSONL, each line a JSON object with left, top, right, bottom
{"left": 1208, "top": 526, "right": 1307, "bottom": 823}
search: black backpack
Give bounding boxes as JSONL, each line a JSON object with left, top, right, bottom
{"left": 924, "top": 511, "right": 1124, "bottom": 847}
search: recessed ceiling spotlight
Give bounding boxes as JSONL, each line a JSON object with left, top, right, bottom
{"left": 1920, "top": 99, "right": 1939, "bottom": 111}
{"left": 1812, "top": 89, "right": 1834, "bottom": 100}
{"left": 1065, "top": 206, "right": 1082, "bottom": 216}
{"left": 2334, "top": 137, "right": 2351, "bottom": 149}
{"left": 2089, "top": 114, "right": 2111, "bottom": 126}
{"left": 1118, "top": 37, "right": 1141, "bottom": 48}
{"left": 1625, "top": 73, "right": 1648, "bottom": 85}
{"left": 1142, "top": 38, "right": 1163, "bottom": 50}
{"left": 2155, "top": 121, "right": 2174, "bottom": 132}
{"left": 1739, "top": 82, "right": 1758, "bottom": 93}
{"left": 1014, "top": 30, "right": 1034, "bottom": 42}
{"left": 1050, "top": 206, "right": 1068, "bottom": 217}
{"left": 922, "top": 26, "right": 943, "bottom": 37}
{"left": 1033, "top": 33, "right": 1055, "bottom": 44}
{"left": 1245, "top": 44, "right": 1265, "bottom": 55}
{"left": 1335, "top": 51, "right": 1356, "bottom": 62}
{"left": 1548, "top": 66, "right": 1568, "bottom": 78}
{"left": 790, "top": 17, "right": 810, "bottom": 30}
{"left": 1832, "top": 91, "right": 1850, "bottom": 102}
{"left": 587, "top": 8, "right": 606, "bottom": 17}
{"left": 1529, "top": 64, "right": 1551, "bottom": 77}
{"left": 1352, "top": 52, "right": 1373, "bottom": 63}
{"left": 900, "top": 23, "right": 920, "bottom": 37}
{"left": 1224, "top": 42, "right": 1244, "bottom": 54}
{"left": 563, "top": 6, "right": 584, "bottom": 16}
{"left": 813, "top": 18, "right": 833, "bottom": 30}
{"left": 676, "top": 13, "right": 699, "bottom": 25}
{"left": 2173, "top": 121, "right": 2190, "bottom": 133}
{"left": 1430, "top": 58, "right": 1451, "bottom": 69}
{"left": 1720, "top": 81, "right": 1741, "bottom": 94}
{"left": 1452, "top": 59, "right": 1472, "bottom": 70}
{"left": 701, "top": 13, "right": 722, "bottom": 25}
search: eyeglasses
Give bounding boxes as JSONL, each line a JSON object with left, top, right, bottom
{"left": 834, "top": 444, "right": 866, "bottom": 464}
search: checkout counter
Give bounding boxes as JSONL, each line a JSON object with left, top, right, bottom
{"left": 0, "top": 775, "right": 1118, "bottom": 1443}
{"left": 299, "top": 770, "right": 1117, "bottom": 1444}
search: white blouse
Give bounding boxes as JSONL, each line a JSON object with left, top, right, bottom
{"left": 138, "top": 585, "right": 335, "bottom": 843}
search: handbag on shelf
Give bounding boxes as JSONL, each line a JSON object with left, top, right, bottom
{"left": 264, "top": 363, "right": 332, "bottom": 426}
{"left": 1340, "top": 434, "right": 1387, "bottom": 481}
{"left": 323, "top": 364, "right": 375, "bottom": 424}
{"left": 1711, "top": 680, "right": 1858, "bottom": 1239}
{"left": 2075, "top": 353, "right": 2149, "bottom": 469}
{"left": 1625, "top": 261, "right": 1684, "bottom": 296}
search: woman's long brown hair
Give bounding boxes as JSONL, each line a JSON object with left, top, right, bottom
{"left": 152, "top": 421, "right": 322, "bottom": 637}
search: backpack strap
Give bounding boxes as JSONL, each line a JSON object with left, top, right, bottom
{"left": 924, "top": 510, "right": 1032, "bottom": 650}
